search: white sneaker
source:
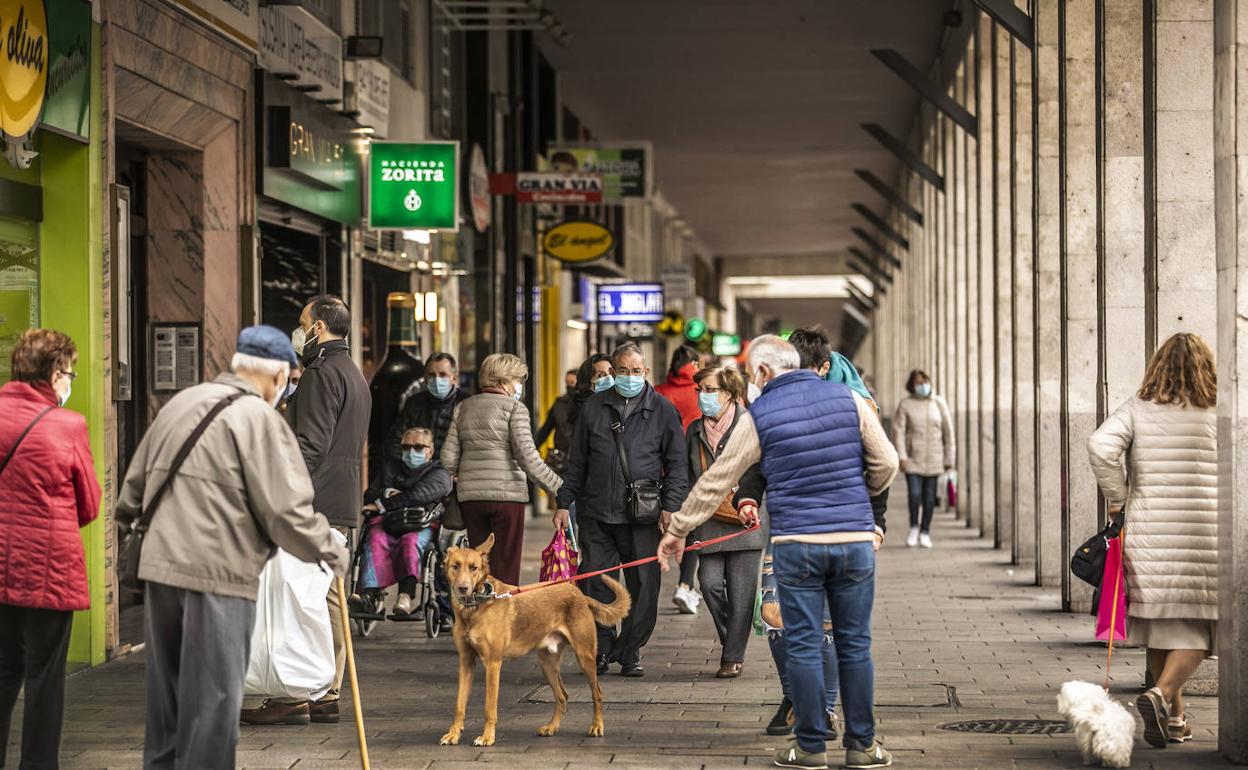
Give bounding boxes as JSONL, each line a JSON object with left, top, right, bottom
{"left": 673, "top": 585, "right": 700, "bottom": 615}
{"left": 393, "top": 593, "right": 414, "bottom": 616}
{"left": 919, "top": 533, "right": 933, "bottom": 549}
{"left": 905, "top": 527, "right": 920, "bottom": 548}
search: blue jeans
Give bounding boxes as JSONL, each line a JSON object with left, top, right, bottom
{"left": 774, "top": 540, "right": 876, "bottom": 753}
{"left": 906, "top": 473, "right": 938, "bottom": 533}
{"left": 767, "top": 629, "right": 838, "bottom": 711}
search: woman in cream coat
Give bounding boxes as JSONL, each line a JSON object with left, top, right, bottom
{"left": 1087, "top": 332, "right": 1217, "bottom": 750}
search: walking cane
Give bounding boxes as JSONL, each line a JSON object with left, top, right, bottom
{"left": 334, "top": 577, "right": 371, "bottom": 770}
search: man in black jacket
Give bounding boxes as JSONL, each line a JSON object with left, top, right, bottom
{"left": 243, "top": 295, "right": 370, "bottom": 727}
{"left": 555, "top": 343, "right": 689, "bottom": 677}
{"left": 384, "top": 352, "right": 469, "bottom": 463}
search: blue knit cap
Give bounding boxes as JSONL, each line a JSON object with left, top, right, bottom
{"left": 237, "top": 325, "right": 299, "bottom": 368}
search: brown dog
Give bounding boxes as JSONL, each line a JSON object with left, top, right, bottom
{"left": 439, "top": 533, "right": 631, "bottom": 747}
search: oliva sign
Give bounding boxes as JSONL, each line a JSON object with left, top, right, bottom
{"left": 543, "top": 220, "right": 615, "bottom": 264}
{"left": 0, "top": 0, "right": 47, "bottom": 142}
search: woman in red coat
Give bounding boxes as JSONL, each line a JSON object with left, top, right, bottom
{"left": 654, "top": 344, "right": 704, "bottom": 614}
{"left": 0, "top": 328, "right": 101, "bottom": 770}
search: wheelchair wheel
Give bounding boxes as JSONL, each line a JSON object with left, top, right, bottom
{"left": 425, "top": 601, "right": 440, "bottom": 638}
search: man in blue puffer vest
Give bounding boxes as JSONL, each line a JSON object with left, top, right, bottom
{"left": 659, "top": 335, "right": 899, "bottom": 770}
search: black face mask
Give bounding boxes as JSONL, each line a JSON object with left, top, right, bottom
{"left": 566, "top": 385, "right": 575, "bottom": 396}
{"left": 299, "top": 331, "right": 321, "bottom": 367}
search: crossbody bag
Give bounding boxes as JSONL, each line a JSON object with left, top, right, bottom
{"left": 0, "top": 406, "right": 56, "bottom": 478}
{"left": 609, "top": 407, "right": 662, "bottom": 526}
{"left": 697, "top": 442, "right": 744, "bottom": 525}
{"left": 118, "top": 392, "right": 249, "bottom": 594}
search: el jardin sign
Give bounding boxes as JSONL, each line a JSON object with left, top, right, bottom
{"left": 368, "top": 141, "right": 460, "bottom": 231}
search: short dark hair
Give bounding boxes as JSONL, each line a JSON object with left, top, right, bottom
{"left": 576, "top": 353, "right": 612, "bottom": 391}
{"left": 307, "top": 295, "right": 351, "bottom": 337}
{"left": 12, "top": 328, "right": 77, "bottom": 384}
{"left": 668, "top": 344, "right": 699, "bottom": 377}
{"left": 611, "top": 342, "right": 645, "bottom": 367}
{"left": 426, "top": 351, "right": 458, "bottom": 371}
{"left": 788, "top": 326, "right": 830, "bottom": 371}
{"left": 905, "top": 368, "right": 931, "bottom": 394}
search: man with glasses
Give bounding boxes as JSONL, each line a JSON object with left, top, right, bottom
{"left": 555, "top": 343, "right": 689, "bottom": 677}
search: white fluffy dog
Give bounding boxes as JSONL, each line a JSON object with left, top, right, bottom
{"left": 1057, "top": 681, "right": 1136, "bottom": 768}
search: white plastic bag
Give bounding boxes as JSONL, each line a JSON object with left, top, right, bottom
{"left": 243, "top": 540, "right": 340, "bottom": 701}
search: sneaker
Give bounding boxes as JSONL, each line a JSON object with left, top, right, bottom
{"left": 348, "top": 592, "right": 383, "bottom": 620}
{"left": 905, "top": 527, "right": 920, "bottom": 547}
{"left": 766, "top": 697, "right": 794, "bottom": 735}
{"left": 391, "top": 593, "right": 414, "bottom": 618}
{"left": 845, "top": 740, "right": 893, "bottom": 769}
{"left": 1137, "top": 687, "right": 1170, "bottom": 749}
{"left": 773, "top": 745, "right": 828, "bottom": 769}
{"left": 240, "top": 699, "right": 310, "bottom": 726}
{"left": 919, "top": 532, "right": 933, "bottom": 549}
{"left": 1168, "top": 716, "right": 1192, "bottom": 743}
{"left": 672, "top": 585, "right": 700, "bottom": 615}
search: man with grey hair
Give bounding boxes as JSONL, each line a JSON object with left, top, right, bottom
{"left": 116, "top": 325, "right": 350, "bottom": 770}
{"left": 556, "top": 342, "right": 689, "bottom": 677}
{"left": 658, "top": 335, "right": 898, "bottom": 770}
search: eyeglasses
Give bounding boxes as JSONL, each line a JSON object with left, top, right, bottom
{"left": 617, "top": 367, "right": 646, "bottom": 377}
{"left": 58, "top": 370, "right": 77, "bottom": 381}
{"left": 402, "top": 443, "right": 431, "bottom": 452}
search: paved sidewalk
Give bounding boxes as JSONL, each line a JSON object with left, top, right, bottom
{"left": 10, "top": 502, "right": 1234, "bottom": 769}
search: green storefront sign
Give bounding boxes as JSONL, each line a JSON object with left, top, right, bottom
{"left": 368, "top": 141, "right": 460, "bottom": 231}
{"left": 42, "top": 0, "right": 92, "bottom": 141}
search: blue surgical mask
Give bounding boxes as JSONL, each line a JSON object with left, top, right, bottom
{"left": 283, "top": 381, "right": 298, "bottom": 402}
{"left": 593, "top": 375, "right": 615, "bottom": 393}
{"left": 403, "top": 449, "right": 429, "bottom": 469}
{"left": 698, "top": 391, "right": 723, "bottom": 418}
{"left": 513, "top": 382, "right": 524, "bottom": 401}
{"left": 428, "top": 376, "right": 453, "bottom": 400}
{"left": 915, "top": 383, "right": 932, "bottom": 398}
{"left": 615, "top": 375, "right": 645, "bottom": 398}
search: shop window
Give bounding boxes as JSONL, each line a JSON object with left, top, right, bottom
{"left": 260, "top": 222, "right": 325, "bottom": 338}
{"left": 358, "top": 0, "right": 414, "bottom": 83}
{"left": 0, "top": 214, "right": 39, "bottom": 383}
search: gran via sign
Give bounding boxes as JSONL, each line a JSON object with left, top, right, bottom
{"left": 368, "top": 141, "right": 460, "bottom": 231}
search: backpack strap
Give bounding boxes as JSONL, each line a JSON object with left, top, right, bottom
{"left": 0, "top": 406, "right": 56, "bottom": 478}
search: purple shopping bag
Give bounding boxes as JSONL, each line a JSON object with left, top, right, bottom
{"left": 539, "top": 527, "right": 579, "bottom": 582}
{"left": 1095, "top": 533, "right": 1127, "bottom": 642}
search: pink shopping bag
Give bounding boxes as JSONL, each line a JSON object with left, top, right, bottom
{"left": 539, "top": 527, "right": 579, "bottom": 582}
{"left": 1095, "top": 533, "right": 1127, "bottom": 642}
{"left": 946, "top": 471, "right": 958, "bottom": 509}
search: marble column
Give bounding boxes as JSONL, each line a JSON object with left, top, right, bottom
{"left": 994, "top": 23, "right": 1016, "bottom": 552}
{"left": 965, "top": 35, "right": 984, "bottom": 531}
{"left": 1212, "top": 0, "right": 1248, "bottom": 759}
{"left": 1012, "top": 18, "right": 1038, "bottom": 569}
{"left": 977, "top": 15, "right": 998, "bottom": 540}
{"left": 955, "top": 60, "right": 973, "bottom": 523}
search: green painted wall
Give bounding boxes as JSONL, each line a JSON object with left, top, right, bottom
{"left": 37, "top": 24, "right": 106, "bottom": 667}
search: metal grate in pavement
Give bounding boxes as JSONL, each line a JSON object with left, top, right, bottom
{"left": 938, "top": 719, "right": 1072, "bottom": 735}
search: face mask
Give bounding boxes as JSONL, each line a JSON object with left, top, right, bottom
{"left": 270, "top": 376, "right": 287, "bottom": 408}
{"left": 747, "top": 382, "right": 762, "bottom": 403}
{"left": 291, "top": 326, "right": 307, "bottom": 355}
{"left": 615, "top": 375, "right": 645, "bottom": 398}
{"left": 57, "top": 379, "right": 71, "bottom": 407}
{"left": 513, "top": 382, "right": 524, "bottom": 401}
{"left": 428, "top": 376, "right": 453, "bottom": 400}
{"left": 403, "top": 449, "right": 429, "bottom": 469}
{"left": 593, "top": 374, "right": 615, "bottom": 393}
{"left": 915, "top": 383, "right": 932, "bottom": 398}
{"left": 283, "top": 381, "right": 298, "bottom": 402}
{"left": 698, "top": 391, "right": 723, "bottom": 419}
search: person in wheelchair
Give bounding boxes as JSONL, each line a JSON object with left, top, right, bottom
{"left": 350, "top": 427, "right": 452, "bottom": 620}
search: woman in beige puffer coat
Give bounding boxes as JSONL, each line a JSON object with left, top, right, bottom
{"left": 892, "top": 369, "right": 955, "bottom": 548}
{"left": 442, "top": 353, "right": 562, "bottom": 585}
{"left": 1087, "top": 332, "right": 1217, "bottom": 750}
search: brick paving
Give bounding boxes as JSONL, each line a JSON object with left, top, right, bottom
{"left": 10, "top": 495, "right": 1235, "bottom": 769}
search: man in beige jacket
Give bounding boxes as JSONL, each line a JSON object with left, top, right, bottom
{"left": 116, "top": 325, "right": 349, "bottom": 770}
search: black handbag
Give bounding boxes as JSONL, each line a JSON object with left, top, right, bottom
{"left": 118, "top": 393, "right": 248, "bottom": 595}
{"left": 1070, "top": 514, "right": 1123, "bottom": 588}
{"left": 382, "top": 502, "right": 444, "bottom": 536}
{"left": 609, "top": 409, "right": 662, "bottom": 526}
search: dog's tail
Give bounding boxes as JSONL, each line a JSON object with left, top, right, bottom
{"left": 586, "top": 576, "right": 632, "bottom": 626}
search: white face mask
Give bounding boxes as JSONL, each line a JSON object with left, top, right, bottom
{"left": 513, "top": 381, "right": 524, "bottom": 401}
{"left": 271, "top": 375, "right": 288, "bottom": 408}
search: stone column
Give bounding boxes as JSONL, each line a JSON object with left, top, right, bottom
{"left": 1212, "top": 0, "right": 1248, "bottom": 760}
{"left": 955, "top": 60, "right": 974, "bottom": 523}
{"left": 1012, "top": 17, "right": 1038, "bottom": 569}
{"left": 977, "top": 14, "right": 998, "bottom": 540}
{"left": 994, "top": 23, "right": 1016, "bottom": 552}
{"left": 1034, "top": 0, "right": 1065, "bottom": 586}
{"left": 965, "top": 34, "right": 984, "bottom": 531}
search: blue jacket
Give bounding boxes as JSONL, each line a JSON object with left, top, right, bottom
{"left": 749, "top": 371, "right": 875, "bottom": 538}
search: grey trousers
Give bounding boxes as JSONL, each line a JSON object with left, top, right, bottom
{"left": 143, "top": 582, "right": 256, "bottom": 770}
{"left": 697, "top": 549, "right": 762, "bottom": 664}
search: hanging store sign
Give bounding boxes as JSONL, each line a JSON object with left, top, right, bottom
{"left": 40, "top": 0, "right": 90, "bottom": 142}
{"left": 468, "top": 144, "right": 491, "bottom": 232}
{"left": 542, "top": 220, "right": 615, "bottom": 264}
{"left": 597, "top": 283, "right": 664, "bottom": 323}
{"left": 547, "top": 144, "right": 652, "bottom": 200}
{"left": 368, "top": 141, "right": 460, "bottom": 231}
{"left": 259, "top": 5, "right": 343, "bottom": 104}
{"left": 0, "top": 0, "right": 48, "bottom": 143}
{"left": 173, "top": 0, "right": 260, "bottom": 51}
{"left": 515, "top": 172, "right": 602, "bottom": 204}
{"left": 348, "top": 59, "right": 389, "bottom": 136}
{"left": 712, "top": 333, "right": 742, "bottom": 356}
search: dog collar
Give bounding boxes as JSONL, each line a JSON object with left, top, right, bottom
{"left": 458, "top": 580, "right": 498, "bottom": 608}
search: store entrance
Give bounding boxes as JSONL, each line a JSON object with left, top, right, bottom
{"left": 258, "top": 214, "right": 344, "bottom": 336}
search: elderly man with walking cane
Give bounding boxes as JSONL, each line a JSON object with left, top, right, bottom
{"left": 657, "top": 335, "right": 898, "bottom": 770}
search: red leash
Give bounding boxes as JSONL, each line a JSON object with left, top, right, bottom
{"left": 497, "top": 522, "right": 762, "bottom": 598}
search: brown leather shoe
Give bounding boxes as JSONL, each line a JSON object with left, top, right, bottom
{"left": 310, "top": 697, "right": 341, "bottom": 724}
{"left": 716, "top": 661, "right": 744, "bottom": 679}
{"left": 240, "top": 699, "right": 310, "bottom": 726}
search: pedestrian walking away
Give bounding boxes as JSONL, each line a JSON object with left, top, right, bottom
{"left": 244, "top": 296, "right": 369, "bottom": 727}
{"left": 441, "top": 353, "right": 563, "bottom": 585}
{"left": 1087, "top": 332, "right": 1218, "bottom": 750}
{"left": 556, "top": 342, "right": 690, "bottom": 678}
{"left": 891, "top": 368, "right": 954, "bottom": 549}
{"left": 658, "top": 335, "right": 898, "bottom": 769}
{"left": 115, "top": 326, "right": 349, "bottom": 770}
{"left": 0, "top": 329, "right": 101, "bottom": 770}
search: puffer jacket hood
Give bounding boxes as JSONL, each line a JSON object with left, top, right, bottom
{"left": 1087, "top": 396, "right": 1218, "bottom": 621}
{"left": 441, "top": 393, "right": 562, "bottom": 503}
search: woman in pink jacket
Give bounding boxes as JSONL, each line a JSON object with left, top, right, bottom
{"left": 0, "top": 329, "right": 101, "bottom": 770}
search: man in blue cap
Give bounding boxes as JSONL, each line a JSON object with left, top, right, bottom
{"left": 117, "top": 325, "right": 350, "bottom": 770}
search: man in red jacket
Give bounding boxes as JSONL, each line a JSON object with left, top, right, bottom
{"left": 654, "top": 344, "right": 703, "bottom": 614}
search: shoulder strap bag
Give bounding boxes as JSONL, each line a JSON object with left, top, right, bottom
{"left": 118, "top": 392, "right": 249, "bottom": 595}
{"left": 1070, "top": 511, "right": 1124, "bottom": 589}
{"left": 698, "top": 442, "right": 743, "bottom": 525}
{"left": 609, "top": 406, "right": 662, "bottom": 526}
{"left": 0, "top": 405, "right": 56, "bottom": 478}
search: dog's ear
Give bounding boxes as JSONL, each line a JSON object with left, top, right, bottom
{"left": 476, "top": 533, "right": 495, "bottom": 555}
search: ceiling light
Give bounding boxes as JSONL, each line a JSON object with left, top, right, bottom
{"left": 566, "top": 319, "right": 589, "bottom": 331}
